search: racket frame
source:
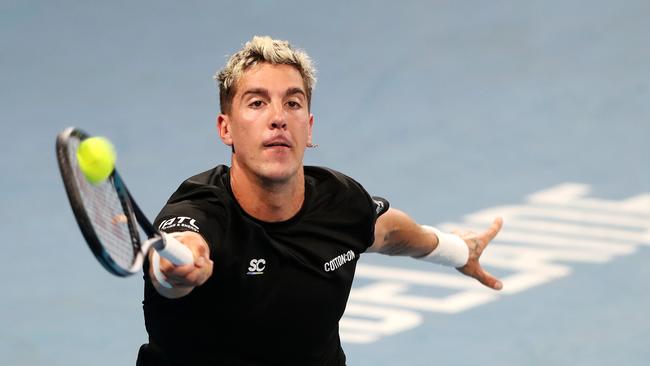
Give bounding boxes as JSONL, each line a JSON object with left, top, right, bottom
{"left": 56, "top": 127, "right": 188, "bottom": 277}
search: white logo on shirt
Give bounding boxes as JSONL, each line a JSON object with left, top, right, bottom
{"left": 159, "top": 216, "right": 200, "bottom": 232}
{"left": 324, "top": 250, "right": 356, "bottom": 272}
{"left": 247, "top": 259, "right": 266, "bottom": 275}
{"left": 373, "top": 199, "right": 386, "bottom": 215}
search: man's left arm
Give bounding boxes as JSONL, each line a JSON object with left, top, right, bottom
{"left": 368, "top": 208, "right": 503, "bottom": 290}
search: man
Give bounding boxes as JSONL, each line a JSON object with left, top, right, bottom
{"left": 137, "top": 36, "right": 503, "bottom": 366}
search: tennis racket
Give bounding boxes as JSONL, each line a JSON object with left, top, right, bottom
{"left": 55, "top": 127, "right": 193, "bottom": 278}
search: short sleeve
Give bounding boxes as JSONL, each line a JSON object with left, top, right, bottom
{"left": 153, "top": 185, "right": 228, "bottom": 255}
{"left": 371, "top": 196, "right": 389, "bottom": 218}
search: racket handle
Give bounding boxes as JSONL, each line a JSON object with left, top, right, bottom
{"left": 151, "top": 233, "right": 194, "bottom": 288}
{"left": 158, "top": 232, "right": 194, "bottom": 265}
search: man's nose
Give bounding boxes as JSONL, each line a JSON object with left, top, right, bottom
{"left": 270, "top": 103, "right": 287, "bottom": 130}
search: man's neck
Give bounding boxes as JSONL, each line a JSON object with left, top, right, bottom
{"left": 229, "top": 163, "right": 305, "bottom": 223}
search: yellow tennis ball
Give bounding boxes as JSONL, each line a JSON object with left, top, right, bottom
{"left": 76, "top": 136, "right": 116, "bottom": 185}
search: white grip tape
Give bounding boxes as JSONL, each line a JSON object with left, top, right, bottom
{"left": 419, "top": 225, "right": 469, "bottom": 268}
{"left": 152, "top": 232, "right": 194, "bottom": 288}
{"left": 158, "top": 232, "right": 194, "bottom": 265}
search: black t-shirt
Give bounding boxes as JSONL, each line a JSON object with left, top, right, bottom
{"left": 137, "top": 165, "right": 389, "bottom": 366}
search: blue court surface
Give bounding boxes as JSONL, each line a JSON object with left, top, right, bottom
{"left": 1, "top": 1, "right": 648, "bottom": 365}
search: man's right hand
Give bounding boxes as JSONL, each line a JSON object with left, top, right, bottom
{"left": 149, "top": 231, "right": 213, "bottom": 298}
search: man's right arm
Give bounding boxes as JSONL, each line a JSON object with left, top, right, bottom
{"left": 149, "top": 231, "right": 214, "bottom": 299}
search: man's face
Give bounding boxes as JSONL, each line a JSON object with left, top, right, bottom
{"left": 218, "top": 63, "right": 313, "bottom": 184}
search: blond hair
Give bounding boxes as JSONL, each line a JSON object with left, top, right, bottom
{"left": 214, "top": 36, "right": 317, "bottom": 113}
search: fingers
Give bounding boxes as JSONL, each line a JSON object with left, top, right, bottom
{"left": 473, "top": 266, "right": 503, "bottom": 291}
{"left": 160, "top": 257, "right": 213, "bottom": 287}
{"left": 478, "top": 217, "right": 503, "bottom": 245}
{"left": 457, "top": 263, "right": 503, "bottom": 291}
{"left": 163, "top": 264, "right": 211, "bottom": 287}
{"left": 155, "top": 231, "right": 214, "bottom": 287}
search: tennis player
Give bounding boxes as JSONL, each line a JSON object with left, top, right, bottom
{"left": 136, "top": 36, "right": 503, "bottom": 366}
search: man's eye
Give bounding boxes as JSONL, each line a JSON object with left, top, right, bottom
{"left": 287, "top": 101, "right": 301, "bottom": 109}
{"left": 249, "top": 100, "right": 264, "bottom": 108}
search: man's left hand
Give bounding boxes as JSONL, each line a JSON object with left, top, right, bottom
{"left": 455, "top": 217, "right": 504, "bottom": 290}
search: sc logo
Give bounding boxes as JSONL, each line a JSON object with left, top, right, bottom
{"left": 247, "top": 259, "right": 266, "bottom": 275}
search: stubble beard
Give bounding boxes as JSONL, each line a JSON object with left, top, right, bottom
{"left": 232, "top": 150, "right": 303, "bottom": 190}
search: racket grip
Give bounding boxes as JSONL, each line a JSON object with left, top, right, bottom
{"left": 158, "top": 232, "right": 194, "bottom": 265}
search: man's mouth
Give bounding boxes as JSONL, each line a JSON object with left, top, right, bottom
{"left": 263, "top": 137, "right": 292, "bottom": 148}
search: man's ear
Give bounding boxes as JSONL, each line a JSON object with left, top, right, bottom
{"left": 217, "top": 114, "right": 233, "bottom": 146}
{"left": 307, "top": 114, "right": 314, "bottom": 146}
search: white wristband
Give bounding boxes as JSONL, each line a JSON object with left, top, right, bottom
{"left": 419, "top": 225, "right": 469, "bottom": 268}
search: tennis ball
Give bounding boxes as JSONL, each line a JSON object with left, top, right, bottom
{"left": 76, "top": 136, "right": 116, "bottom": 185}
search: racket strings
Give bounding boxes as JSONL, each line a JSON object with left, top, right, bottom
{"left": 67, "top": 137, "right": 139, "bottom": 270}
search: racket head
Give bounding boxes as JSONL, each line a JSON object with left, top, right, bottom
{"left": 56, "top": 127, "right": 144, "bottom": 276}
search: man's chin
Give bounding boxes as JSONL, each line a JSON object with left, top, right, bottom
{"left": 256, "top": 163, "right": 302, "bottom": 185}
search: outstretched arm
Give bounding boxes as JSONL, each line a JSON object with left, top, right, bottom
{"left": 368, "top": 208, "right": 503, "bottom": 290}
